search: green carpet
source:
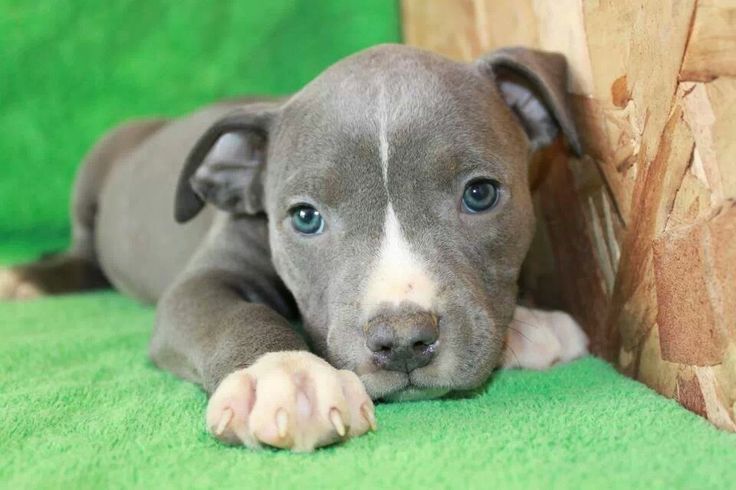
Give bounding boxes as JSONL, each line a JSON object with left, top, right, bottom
{"left": 2, "top": 293, "right": 735, "bottom": 489}
{"left": 2, "top": 1, "right": 735, "bottom": 489}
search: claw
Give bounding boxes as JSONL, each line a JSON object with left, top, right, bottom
{"left": 361, "top": 403, "right": 377, "bottom": 431}
{"left": 215, "top": 407, "right": 233, "bottom": 436}
{"left": 275, "top": 408, "right": 289, "bottom": 438}
{"left": 329, "top": 408, "right": 346, "bottom": 437}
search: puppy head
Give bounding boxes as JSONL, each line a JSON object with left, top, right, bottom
{"left": 175, "top": 45, "right": 580, "bottom": 400}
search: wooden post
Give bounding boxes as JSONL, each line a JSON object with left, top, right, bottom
{"left": 402, "top": 0, "right": 736, "bottom": 431}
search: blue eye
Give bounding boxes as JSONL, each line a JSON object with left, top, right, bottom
{"left": 462, "top": 179, "right": 500, "bottom": 213}
{"left": 290, "top": 205, "right": 325, "bottom": 235}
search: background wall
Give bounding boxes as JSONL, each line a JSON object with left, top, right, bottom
{"left": 402, "top": 0, "right": 736, "bottom": 431}
{"left": 0, "top": 0, "right": 399, "bottom": 261}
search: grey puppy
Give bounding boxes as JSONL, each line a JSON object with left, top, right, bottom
{"left": 0, "top": 44, "right": 588, "bottom": 451}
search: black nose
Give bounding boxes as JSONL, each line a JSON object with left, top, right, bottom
{"left": 364, "top": 311, "right": 439, "bottom": 372}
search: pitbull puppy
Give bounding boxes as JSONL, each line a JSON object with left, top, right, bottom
{"left": 0, "top": 44, "right": 588, "bottom": 451}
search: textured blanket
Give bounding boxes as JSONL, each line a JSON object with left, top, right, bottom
{"left": 1, "top": 1, "right": 734, "bottom": 488}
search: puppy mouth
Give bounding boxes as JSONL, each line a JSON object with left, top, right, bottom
{"left": 383, "top": 385, "right": 450, "bottom": 402}
{"left": 358, "top": 367, "right": 450, "bottom": 402}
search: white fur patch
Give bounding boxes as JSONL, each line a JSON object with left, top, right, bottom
{"left": 364, "top": 82, "right": 434, "bottom": 315}
{"left": 361, "top": 205, "right": 437, "bottom": 315}
{"left": 377, "top": 85, "right": 390, "bottom": 185}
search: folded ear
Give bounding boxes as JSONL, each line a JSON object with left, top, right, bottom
{"left": 174, "top": 103, "right": 279, "bottom": 223}
{"left": 476, "top": 47, "right": 582, "bottom": 156}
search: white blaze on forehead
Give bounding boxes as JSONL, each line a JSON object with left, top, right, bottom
{"left": 374, "top": 80, "right": 412, "bottom": 185}
{"left": 362, "top": 81, "right": 436, "bottom": 314}
{"left": 362, "top": 205, "right": 437, "bottom": 315}
{"left": 377, "top": 84, "right": 390, "bottom": 185}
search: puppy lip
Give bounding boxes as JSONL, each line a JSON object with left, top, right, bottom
{"left": 356, "top": 358, "right": 452, "bottom": 400}
{"left": 382, "top": 384, "right": 450, "bottom": 402}
{"left": 359, "top": 369, "right": 409, "bottom": 399}
{"left": 380, "top": 367, "right": 449, "bottom": 400}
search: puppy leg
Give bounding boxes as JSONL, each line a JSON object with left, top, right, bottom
{"left": 0, "top": 119, "right": 166, "bottom": 300}
{"left": 501, "top": 305, "right": 589, "bottom": 370}
{"left": 150, "top": 269, "right": 376, "bottom": 451}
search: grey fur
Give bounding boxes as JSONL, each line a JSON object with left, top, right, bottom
{"left": 9, "top": 44, "right": 580, "bottom": 399}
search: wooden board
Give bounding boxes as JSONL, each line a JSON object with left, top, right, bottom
{"left": 402, "top": 0, "right": 736, "bottom": 431}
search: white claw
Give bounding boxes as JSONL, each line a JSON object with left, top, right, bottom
{"left": 215, "top": 407, "right": 233, "bottom": 436}
{"left": 361, "top": 403, "right": 377, "bottom": 431}
{"left": 329, "top": 408, "right": 346, "bottom": 437}
{"left": 275, "top": 408, "right": 288, "bottom": 438}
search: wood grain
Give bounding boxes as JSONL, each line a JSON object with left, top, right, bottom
{"left": 403, "top": 0, "right": 736, "bottom": 431}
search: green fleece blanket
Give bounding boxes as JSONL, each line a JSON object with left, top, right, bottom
{"left": 1, "top": 1, "right": 735, "bottom": 489}
{"left": 2, "top": 293, "right": 735, "bottom": 489}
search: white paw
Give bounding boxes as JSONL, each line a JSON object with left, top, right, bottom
{"left": 0, "top": 268, "right": 43, "bottom": 300}
{"left": 501, "top": 306, "right": 589, "bottom": 370}
{"left": 206, "top": 351, "right": 376, "bottom": 452}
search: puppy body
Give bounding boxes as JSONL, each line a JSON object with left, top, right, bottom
{"left": 1, "top": 45, "right": 588, "bottom": 450}
{"left": 94, "top": 102, "right": 262, "bottom": 303}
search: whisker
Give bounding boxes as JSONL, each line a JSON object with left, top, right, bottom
{"left": 507, "top": 344, "right": 520, "bottom": 366}
{"left": 511, "top": 318, "right": 542, "bottom": 330}
{"left": 507, "top": 325, "right": 533, "bottom": 343}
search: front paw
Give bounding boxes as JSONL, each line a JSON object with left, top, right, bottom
{"left": 205, "top": 351, "right": 377, "bottom": 452}
{"left": 501, "top": 306, "right": 589, "bottom": 370}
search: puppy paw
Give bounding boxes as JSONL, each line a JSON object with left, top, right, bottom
{"left": 501, "top": 306, "right": 589, "bottom": 370}
{"left": 206, "top": 351, "right": 376, "bottom": 452}
{"left": 0, "top": 268, "right": 44, "bottom": 300}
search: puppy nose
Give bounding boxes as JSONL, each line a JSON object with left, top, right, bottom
{"left": 364, "top": 312, "right": 439, "bottom": 372}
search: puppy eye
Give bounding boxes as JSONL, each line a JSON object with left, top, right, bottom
{"left": 290, "top": 204, "right": 325, "bottom": 235}
{"left": 461, "top": 179, "right": 500, "bottom": 213}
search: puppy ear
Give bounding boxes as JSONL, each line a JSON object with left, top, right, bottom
{"left": 476, "top": 47, "right": 582, "bottom": 156}
{"left": 174, "top": 103, "right": 278, "bottom": 223}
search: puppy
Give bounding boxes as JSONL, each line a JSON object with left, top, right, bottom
{"left": 0, "top": 44, "right": 588, "bottom": 451}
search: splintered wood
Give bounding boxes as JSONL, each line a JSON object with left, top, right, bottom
{"left": 402, "top": 0, "right": 736, "bottom": 431}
